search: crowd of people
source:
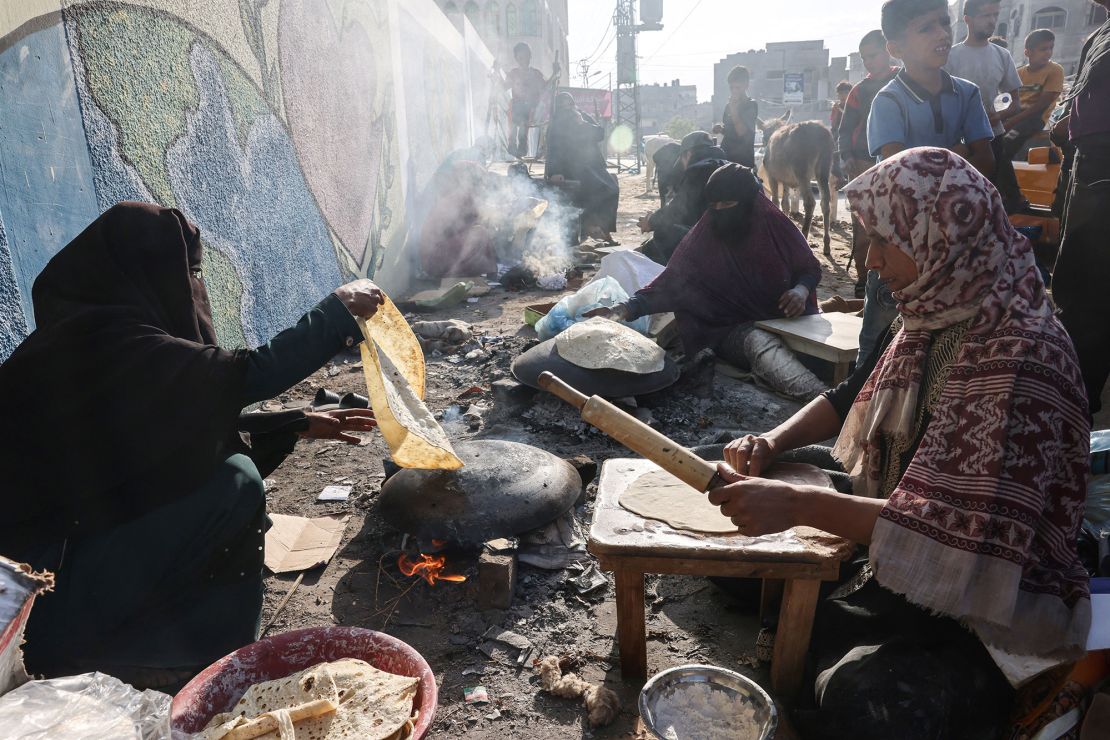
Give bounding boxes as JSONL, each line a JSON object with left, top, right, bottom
{"left": 0, "top": 0, "right": 1108, "bottom": 737}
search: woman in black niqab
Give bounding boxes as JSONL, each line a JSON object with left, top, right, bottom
{"left": 0, "top": 202, "right": 382, "bottom": 689}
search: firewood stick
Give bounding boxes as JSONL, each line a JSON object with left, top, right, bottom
{"left": 221, "top": 698, "right": 338, "bottom": 740}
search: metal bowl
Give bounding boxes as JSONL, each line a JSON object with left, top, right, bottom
{"left": 639, "top": 664, "right": 778, "bottom": 740}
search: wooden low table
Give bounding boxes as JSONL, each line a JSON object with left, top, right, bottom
{"left": 589, "top": 458, "right": 853, "bottom": 697}
{"left": 755, "top": 313, "right": 864, "bottom": 384}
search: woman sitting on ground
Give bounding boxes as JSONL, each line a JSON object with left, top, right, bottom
{"left": 0, "top": 203, "right": 383, "bottom": 690}
{"left": 711, "top": 148, "right": 1091, "bottom": 739}
{"left": 587, "top": 163, "right": 828, "bottom": 400}
{"left": 545, "top": 92, "right": 620, "bottom": 245}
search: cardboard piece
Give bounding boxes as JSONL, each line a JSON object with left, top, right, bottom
{"left": 264, "top": 514, "right": 349, "bottom": 574}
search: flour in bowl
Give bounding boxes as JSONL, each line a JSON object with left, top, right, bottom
{"left": 652, "top": 681, "right": 760, "bottom": 740}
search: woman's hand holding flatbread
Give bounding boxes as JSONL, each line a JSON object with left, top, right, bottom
{"left": 335, "top": 279, "right": 385, "bottom": 318}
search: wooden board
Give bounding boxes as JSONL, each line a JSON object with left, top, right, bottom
{"left": 754, "top": 313, "right": 863, "bottom": 364}
{"left": 588, "top": 458, "right": 853, "bottom": 565}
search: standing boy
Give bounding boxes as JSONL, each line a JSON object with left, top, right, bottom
{"left": 721, "top": 66, "right": 758, "bottom": 168}
{"left": 837, "top": 30, "right": 899, "bottom": 297}
{"left": 504, "top": 42, "right": 559, "bottom": 158}
{"left": 945, "top": 0, "right": 1024, "bottom": 210}
{"left": 1000, "top": 29, "right": 1065, "bottom": 159}
{"left": 858, "top": 0, "right": 994, "bottom": 363}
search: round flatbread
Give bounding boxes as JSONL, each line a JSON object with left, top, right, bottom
{"left": 554, "top": 318, "right": 665, "bottom": 374}
{"left": 200, "top": 658, "right": 419, "bottom": 740}
{"left": 619, "top": 462, "right": 833, "bottom": 534}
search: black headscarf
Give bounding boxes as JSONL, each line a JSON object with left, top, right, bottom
{"left": 0, "top": 203, "right": 249, "bottom": 549}
{"left": 704, "top": 163, "right": 762, "bottom": 241}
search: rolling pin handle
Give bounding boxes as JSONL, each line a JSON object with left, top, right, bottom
{"left": 537, "top": 371, "right": 589, "bottom": 410}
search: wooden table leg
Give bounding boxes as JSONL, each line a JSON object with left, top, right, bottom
{"left": 614, "top": 569, "right": 647, "bottom": 681}
{"left": 770, "top": 578, "right": 821, "bottom": 698}
{"left": 833, "top": 361, "right": 850, "bottom": 385}
{"left": 760, "top": 578, "right": 784, "bottom": 622}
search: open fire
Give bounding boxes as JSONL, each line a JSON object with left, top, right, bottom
{"left": 397, "top": 552, "right": 467, "bottom": 586}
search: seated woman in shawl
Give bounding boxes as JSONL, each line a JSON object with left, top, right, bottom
{"left": 587, "top": 163, "right": 828, "bottom": 400}
{"left": 545, "top": 92, "right": 620, "bottom": 244}
{"left": 0, "top": 203, "right": 384, "bottom": 690}
{"left": 712, "top": 148, "right": 1091, "bottom": 739}
{"left": 418, "top": 158, "right": 497, "bottom": 279}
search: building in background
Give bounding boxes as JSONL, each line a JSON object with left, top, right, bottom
{"left": 638, "top": 79, "right": 699, "bottom": 133}
{"left": 712, "top": 40, "right": 832, "bottom": 123}
{"left": 952, "top": 0, "right": 1107, "bottom": 76}
{"left": 437, "top": 0, "right": 569, "bottom": 85}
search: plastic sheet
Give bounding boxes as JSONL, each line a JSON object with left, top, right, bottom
{"left": 535, "top": 277, "right": 649, "bottom": 341}
{"left": 0, "top": 672, "right": 171, "bottom": 739}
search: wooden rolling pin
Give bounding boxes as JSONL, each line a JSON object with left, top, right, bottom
{"left": 537, "top": 371, "right": 727, "bottom": 492}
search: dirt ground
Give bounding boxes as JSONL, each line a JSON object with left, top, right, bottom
{"left": 258, "top": 168, "right": 864, "bottom": 738}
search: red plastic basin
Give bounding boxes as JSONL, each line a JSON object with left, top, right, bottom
{"left": 171, "top": 626, "right": 437, "bottom": 738}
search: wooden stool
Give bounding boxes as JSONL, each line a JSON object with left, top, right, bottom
{"left": 589, "top": 459, "right": 853, "bottom": 698}
{"left": 755, "top": 313, "right": 863, "bottom": 384}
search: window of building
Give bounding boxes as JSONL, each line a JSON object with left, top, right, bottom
{"left": 486, "top": 1, "right": 501, "bottom": 35}
{"left": 1089, "top": 5, "right": 1108, "bottom": 26}
{"left": 766, "top": 69, "right": 784, "bottom": 79}
{"left": 996, "top": 22, "right": 1007, "bottom": 38}
{"left": 1032, "top": 6, "right": 1067, "bottom": 30}
{"left": 507, "top": 3, "right": 518, "bottom": 35}
{"left": 464, "top": 1, "right": 480, "bottom": 29}
{"left": 522, "top": 0, "right": 539, "bottom": 36}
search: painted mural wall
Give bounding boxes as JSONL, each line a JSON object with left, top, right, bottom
{"left": 0, "top": 0, "right": 498, "bottom": 358}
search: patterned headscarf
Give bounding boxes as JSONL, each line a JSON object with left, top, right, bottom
{"left": 837, "top": 148, "right": 1091, "bottom": 659}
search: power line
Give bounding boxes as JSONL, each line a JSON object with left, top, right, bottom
{"left": 581, "top": 2, "right": 620, "bottom": 64}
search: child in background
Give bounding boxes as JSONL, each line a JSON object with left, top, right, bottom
{"left": 721, "top": 66, "right": 758, "bottom": 168}
{"left": 1001, "top": 29, "right": 1065, "bottom": 159}
{"left": 831, "top": 80, "right": 853, "bottom": 137}
{"left": 837, "top": 29, "right": 899, "bottom": 297}
{"left": 859, "top": 0, "right": 994, "bottom": 363}
{"left": 504, "top": 42, "right": 558, "bottom": 158}
{"left": 945, "top": 0, "right": 1024, "bottom": 211}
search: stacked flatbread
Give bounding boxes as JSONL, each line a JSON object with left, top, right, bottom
{"left": 199, "top": 658, "right": 419, "bottom": 740}
{"left": 554, "top": 318, "right": 664, "bottom": 374}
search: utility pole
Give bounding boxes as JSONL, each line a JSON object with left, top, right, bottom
{"left": 613, "top": 0, "right": 662, "bottom": 175}
{"left": 577, "top": 59, "right": 592, "bottom": 88}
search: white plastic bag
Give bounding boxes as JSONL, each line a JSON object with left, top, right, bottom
{"left": 592, "top": 250, "right": 664, "bottom": 297}
{"left": 535, "top": 276, "right": 650, "bottom": 340}
{"left": 0, "top": 672, "right": 171, "bottom": 739}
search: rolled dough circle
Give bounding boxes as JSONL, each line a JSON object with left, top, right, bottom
{"left": 618, "top": 462, "right": 833, "bottom": 534}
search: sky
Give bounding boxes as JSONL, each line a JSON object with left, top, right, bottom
{"left": 567, "top": 0, "right": 890, "bottom": 102}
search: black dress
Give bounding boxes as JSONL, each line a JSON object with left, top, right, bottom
{"left": 545, "top": 113, "right": 619, "bottom": 234}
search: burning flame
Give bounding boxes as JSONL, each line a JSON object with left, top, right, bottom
{"left": 398, "top": 553, "right": 467, "bottom": 586}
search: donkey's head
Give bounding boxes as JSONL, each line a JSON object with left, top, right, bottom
{"left": 758, "top": 109, "right": 793, "bottom": 138}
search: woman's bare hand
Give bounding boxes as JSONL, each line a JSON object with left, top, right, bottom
{"left": 723, "top": 434, "right": 778, "bottom": 477}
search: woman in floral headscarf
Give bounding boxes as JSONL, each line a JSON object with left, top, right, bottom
{"left": 710, "top": 148, "right": 1091, "bottom": 739}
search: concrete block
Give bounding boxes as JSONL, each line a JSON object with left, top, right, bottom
{"left": 491, "top": 378, "right": 536, "bottom": 415}
{"left": 477, "top": 551, "right": 517, "bottom": 610}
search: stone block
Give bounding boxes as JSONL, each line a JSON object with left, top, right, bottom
{"left": 477, "top": 551, "right": 517, "bottom": 610}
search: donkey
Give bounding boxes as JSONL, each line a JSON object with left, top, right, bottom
{"left": 759, "top": 111, "right": 833, "bottom": 257}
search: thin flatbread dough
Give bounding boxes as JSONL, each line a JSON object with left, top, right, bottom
{"left": 619, "top": 462, "right": 834, "bottom": 534}
{"left": 357, "top": 297, "right": 462, "bottom": 470}
{"left": 554, "top": 317, "right": 665, "bottom": 374}
{"left": 200, "top": 658, "right": 419, "bottom": 740}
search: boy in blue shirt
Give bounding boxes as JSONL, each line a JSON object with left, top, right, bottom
{"left": 856, "top": 0, "right": 995, "bottom": 362}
